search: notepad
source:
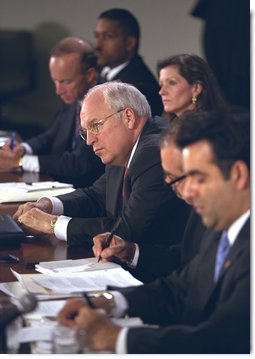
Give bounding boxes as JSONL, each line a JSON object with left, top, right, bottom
{"left": 0, "top": 181, "right": 74, "bottom": 202}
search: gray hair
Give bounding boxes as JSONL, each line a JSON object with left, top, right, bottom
{"left": 84, "top": 81, "right": 152, "bottom": 118}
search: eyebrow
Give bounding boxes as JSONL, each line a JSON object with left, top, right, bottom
{"left": 185, "top": 169, "right": 206, "bottom": 177}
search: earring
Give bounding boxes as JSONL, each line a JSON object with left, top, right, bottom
{"left": 191, "top": 96, "right": 197, "bottom": 104}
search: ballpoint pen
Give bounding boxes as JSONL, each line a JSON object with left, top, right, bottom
{"left": 82, "top": 291, "right": 95, "bottom": 308}
{"left": 97, "top": 216, "right": 122, "bottom": 263}
{"left": 9, "top": 131, "right": 15, "bottom": 151}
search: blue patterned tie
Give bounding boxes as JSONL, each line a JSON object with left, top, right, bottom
{"left": 214, "top": 231, "right": 230, "bottom": 282}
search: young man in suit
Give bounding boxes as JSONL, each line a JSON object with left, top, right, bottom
{"left": 14, "top": 82, "right": 189, "bottom": 247}
{"left": 94, "top": 8, "right": 163, "bottom": 116}
{"left": 57, "top": 108, "right": 250, "bottom": 354}
{"left": 0, "top": 37, "right": 104, "bottom": 187}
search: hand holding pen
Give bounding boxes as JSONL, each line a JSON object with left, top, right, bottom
{"left": 97, "top": 216, "right": 122, "bottom": 263}
{"left": 9, "top": 131, "right": 15, "bottom": 151}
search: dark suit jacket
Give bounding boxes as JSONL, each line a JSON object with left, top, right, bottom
{"left": 120, "top": 218, "right": 250, "bottom": 353}
{"left": 110, "top": 54, "right": 163, "bottom": 116}
{"left": 191, "top": 0, "right": 250, "bottom": 110}
{"left": 26, "top": 102, "right": 105, "bottom": 187}
{"left": 57, "top": 116, "right": 190, "bottom": 246}
{"left": 132, "top": 210, "right": 205, "bottom": 283}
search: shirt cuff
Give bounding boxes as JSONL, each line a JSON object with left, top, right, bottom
{"left": 110, "top": 291, "right": 129, "bottom": 317}
{"left": 115, "top": 327, "right": 129, "bottom": 354}
{"left": 44, "top": 196, "right": 64, "bottom": 215}
{"left": 21, "top": 142, "right": 33, "bottom": 154}
{"left": 22, "top": 155, "right": 39, "bottom": 172}
{"left": 128, "top": 243, "right": 139, "bottom": 269}
{"left": 54, "top": 215, "right": 71, "bottom": 241}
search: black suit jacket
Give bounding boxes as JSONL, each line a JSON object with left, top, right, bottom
{"left": 120, "top": 218, "right": 250, "bottom": 353}
{"left": 26, "top": 102, "right": 104, "bottom": 187}
{"left": 57, "top": 116, "right": 190, "bottom": 246}
{"left": 110, "top": 54, "right": 163, "bottom": 116}
{"left": 132, "top": 210, "right": 205, "bottom": 283}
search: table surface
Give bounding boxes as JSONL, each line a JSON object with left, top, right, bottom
{"left": 0, "top": 170, "right": 93, "bottom": 283}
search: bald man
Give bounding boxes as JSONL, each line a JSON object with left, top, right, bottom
{"left": 0, "top": 37, "right": 104, "bottom": 187}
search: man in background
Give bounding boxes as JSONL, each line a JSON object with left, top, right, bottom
{"left": 0, "top": 37, "right": 104, "bottom": 187}
{"left": 94, "top": 8, "right": 163, "bottom": 116}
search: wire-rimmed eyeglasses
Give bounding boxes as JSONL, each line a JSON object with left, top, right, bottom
{"left": 79, "top": 108, "right": 125, "bottom": 142}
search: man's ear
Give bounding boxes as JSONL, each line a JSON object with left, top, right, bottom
{"left": 124, "top": 108, "right": 136, "bottom": 129}
{"left": 85, "top": 67, "right": 98, "bottom": 85}
{"left": 230, "top": 160, "right": 250, "bottom": 190}
{"left": 126, "top": 36, "right": 137, "bottom": 53}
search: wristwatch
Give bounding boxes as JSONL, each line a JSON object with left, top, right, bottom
{"left": 50, "top": 216, "right": 58, "bottom": 233}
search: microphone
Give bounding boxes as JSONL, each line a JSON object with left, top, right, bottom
{"left": 0, "top": 293, "right": 37, "bottom": 327}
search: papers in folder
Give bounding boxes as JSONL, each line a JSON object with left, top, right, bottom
{"left": 0, "top": 181, "right": 74, "bottom": 202}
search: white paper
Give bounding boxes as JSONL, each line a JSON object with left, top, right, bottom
{"left": 33, "top": 268, "right": 142, "bottom": 293}
{"left": 35, "top": 257, "right": 120, "bottom": 275}
{"left": 0, "top": 182, "right": 74, "bottom": 202}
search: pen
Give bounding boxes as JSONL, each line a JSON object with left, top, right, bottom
{"left": 82, "top": 291, "right": 95, "bottom": 308}
{"left": 9, "top": 131, "right": 15, "bottom": 151}
{"left": 97, "top": 216, "right": 122, "bottom": 263}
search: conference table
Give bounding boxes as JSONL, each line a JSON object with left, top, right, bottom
{"left": 0, "top": 170, "right": 93, "bottom": 283}
{"left": 0, "top": 170, "right": 94, "bottom": 353}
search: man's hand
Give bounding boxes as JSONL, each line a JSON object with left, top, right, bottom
{"left": 57, "top": 298, "right": 87, "bottom": 327}
{"left": 2, "top": 142, "right": 25, "bottom": 157}
{"left": 13, "top": 197, "right": 53, "bottom": 220}
{"left": 0, "top": 150, "right": 21, "bottom": 170}
{"left": 17, "top": 208, "right": 57, "bottom": 234}
{"left": 75, "top": 306, "right": 121, "bottom": 353}
{"left": 93, "top": 233, "right": 136, "bottom": 265}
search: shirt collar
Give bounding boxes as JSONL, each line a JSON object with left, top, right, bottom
{"left": 227, "top": 209, "right": 250, "bottom": 246}
{"left": 101, "top": 62, "right": 129, "bottom": 81}
{"left": 127, "top": 135, "right": 140, "bottom": 168}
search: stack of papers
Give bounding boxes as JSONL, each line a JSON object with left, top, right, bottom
{"left": 0, "top": 181, "right": 74, "bottom": 202}
{"left": 10, "top": 257, "right": 143, "bottom": 299}
{"left": 35, "top": 257, "right": 120, "bottom": 274}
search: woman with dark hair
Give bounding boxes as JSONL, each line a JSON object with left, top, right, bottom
{"left": 157, "top": 53, "right": 227, "bottom": 122}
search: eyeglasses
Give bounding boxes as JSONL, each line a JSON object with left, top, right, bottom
{"left": 165, "top": 174, "right": 187, "bottom": 187}
{"left": 80, "top": 108, "right": 125, "bottom": 142}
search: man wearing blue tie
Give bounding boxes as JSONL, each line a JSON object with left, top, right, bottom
{"left": 58, "top": 108, "right": 250, "bottom": 354}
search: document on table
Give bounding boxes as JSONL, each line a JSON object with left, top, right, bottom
{"left": 35, "top": 257, "right": 120, "bottom": 274}
{"left": 0, "top": 181, "right": 74, "bottom": 202}
{"left": 10, "top": 267, "right": 143, "bottom": 297}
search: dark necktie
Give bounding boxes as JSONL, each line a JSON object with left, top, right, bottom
{"left": 72, "top": 103, "right": 81, "bottom": 149}
{"left": 214, "top": 231, "right": 230, "bottom": 282}
{"left": 122, "top": 166, "right": 129, "bottom": 197}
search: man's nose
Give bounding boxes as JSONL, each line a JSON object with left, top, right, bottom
{"left": 86, "top": 131, "right": 97, "bottom": 146}
{"left": 55, "top": 83, "right": 65, "bottom": 96}
{"left": 181, "top": 176, "right": 195, "bottom": 202}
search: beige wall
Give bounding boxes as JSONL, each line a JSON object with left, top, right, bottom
{"left": 0, "top": 0, "right": 204, "bottom": 130}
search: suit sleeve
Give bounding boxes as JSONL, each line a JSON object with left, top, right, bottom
{"left": 38, "top": 140, "right": 104, "bottom": 188}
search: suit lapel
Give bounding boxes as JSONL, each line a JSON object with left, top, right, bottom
{"left": 52, "top": 104, "right": 76, "bottom": 152}
{"left": 199, "top": 219, "right": 250, "bottom": 319}
{"left": 106, "top": 166, "right": 126, "bottom": 216}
